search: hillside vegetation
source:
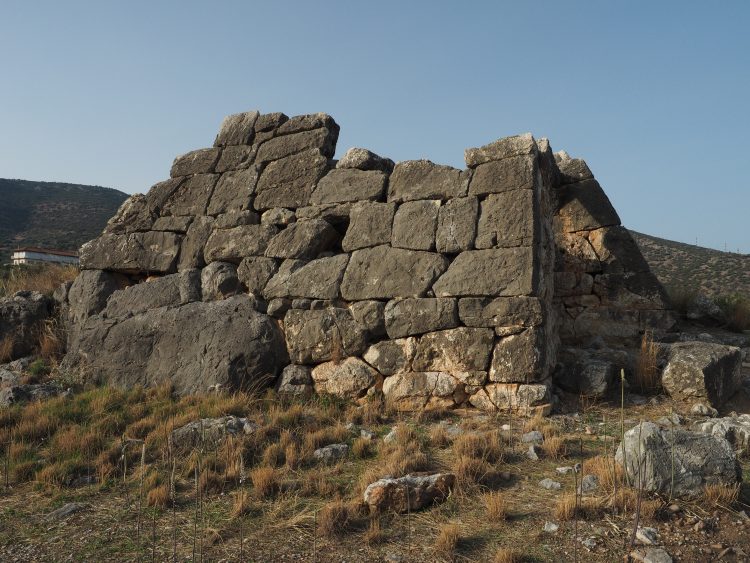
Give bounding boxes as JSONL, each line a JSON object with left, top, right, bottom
{"left": 630, "top": 230, "right": 750, "bottom": 299}
{"left": 0, "top": 179, "right": 127, "bottom": 263}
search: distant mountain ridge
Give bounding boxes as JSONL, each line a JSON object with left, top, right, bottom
{"left": 0, "top": 178, "right": 128, "bottom": 263}
{"left": 630, "top": 230, "right": 750, "bottom": 298}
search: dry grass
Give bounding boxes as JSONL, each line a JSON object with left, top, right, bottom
{"left": 703, "top": 483, "right": 740, "bottom": 506}
{"left": 541, "top": 436, "right": 566, "bottom": 460}
{"left": 147, "top": 483, "right": 169, "bottom": 507}
{"left": 261, "top": 443, "right": 286, "bottom": 468}
{"left": 317, "top": 499, "right": 362, "bottom": 538}
{"left": 364, "top": 517, "right": 386, "bottom": 545}
{"left": 453, "top": 455, "right": 496, "bottom": 488}
{"left": 352, "top": 436, "right": 373, "bottom": 459}
{"left": 554, "top": 493, "right": 605, "bottom": 521}
{"left": 230, "top": 490, "right": 252, "bottom": 518}
{"left": 483, "top": 491, "right": 508, "bottom": 521}
{"left": 453, "top": 431, "right": 503, "bottom": 464}
{"left": 0, "top": 335, "right": 14, "bottom": 363}
{"left": 250, "top": 466, "right": 279, "bottom": 498}
{"left": 434, "top": 522, "right": 461, "bottom": 559}
{"left": 635, "top": 330, "right": 660, "bottom": 393}
{"left": 0, "top": 264, "right": 78, "bottom": 298}
{"left": 492, "top": 548, "right": 522, "bottom": 563}
{"left": 429, "top": 424, "right": 451, "bottom": 448}
{"left": 582, "top": 454, "right": 623, "bottom": 492}
{"left": 303, "top": 424, "right": 349, "bottom": 452}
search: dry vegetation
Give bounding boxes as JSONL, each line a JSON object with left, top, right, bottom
{"left": 0, "top": 263, "right": 78, "bottom": 298}
{"left": 0, "top": 385, "right": 748, "bottom": 561}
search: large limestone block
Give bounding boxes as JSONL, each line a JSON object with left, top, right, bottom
{"left": 0, "top": 291, "right": 52, "bottom": 360}
{"left": 264, "top": 219, "right": 339, "bottom": 260}
{"left": 256, "top": 128, "right": 337, "bottom": 165}
{"left": 384, "top": 298, "right": 458, "bottom": 339}
{"left": 342, "top": 201, "right": 396, "bottom": 251}
{"left": 586, "top": 226, "right": 650, "bottom": 274}
{"left": 468, "top": 155, "right": 537, "bottom": 196}
{"left": 556, "top": 179, "right": 620, "bottom": 232}
{"left": 336, "top": 147, "right": 394, "bottom": 174}
{"left": 412, "top": 327, "right": 494, "bottom": 372}
{"left": 350, "top": 300, "right": 386, "bottom": 336}
{"left": 432, "top": 248, "right": 535, "bottom": 297}
{"left": 341, "top": 246, "right": 449, "bottom": 300}
{"left": 214, "top": 111, "right": 259, "bottom": 146}
{"left": 213, "top": 210, "right": 260, "bottom": 229}
{"left": 435, "top": 196, "right": 478, "bottom": 253}
{"left": 489, "top": 328, "right": 552, "bottom": 383}
{"left": 254, "top": 112, "right": 289, "bottom": 138}
{"left": 458, "top": 297, "right": 543, "bottom": 328}
{"left": 67, "top": 295, "right": 287, "bottom": 394}
{"left": 178, "top": 216, "right": 214, "bottom": 270}
{"left": 170, "top": 148, "right": 221, "bottom": 177}
{"left": 254, "top": 149, "right": 329, "bottom": 210}
{"left": 215, "top": 145, "right": 257, "bottom": 173}
{"left": 387, "top": 160, "right": 468, "bottom": 203}
{"left": 161, "top": 174, "right": 219, "bottom": 216}
{"left": 103, "top": 194, "right": 156, "bottom": 235}
{"left": 207, "top": 168, "right": 258, "bottom": 215}
{"left": 661, "top": 342, "right": 742, "bottom": 408}
{"left": 103, "top": 275, "right": 182, "bottom": 319}
{"left": 67, "top": 270, "right": 128, "bottom": 327}
{"left": 475, "top": 190, "right": 539, "bottom": 249}
{"left": 363, "top": 338, "right": 417, "bottom": 376}
{"left": 152, "top": 216, "right": 193, "bottom": 233}
{"left": 464, "top": 133, "right": 536, "bottom": 168}
{"left": 263, "top": 255, "right": 349, "bottom": 299}
{"left": 283, "top": 308, "right": 367, "bottom": 364}
{"left": 391, "top": 200, "right": 440, "bottom": 251}
{"left": 204, "top": 224, "right": 278, "bottom": 264}
{"left": 276, "top": 113, "right": 338, "bottom": 136}
{"left": 237, "top": 257, "right": 278, "bottom": 295}
{"left": 554, "top": 151, "right": 594, "bottom": 185}
{"left": 201, "top": 262, "right": 240, "bottom": 301}
{"left": 311, "top": 169, "right": 387, "bottom": 204}
{"left": 80, "top": 231, "right": 182, "bottom": 273}
{"left": 144, "top": 178, "right": 185, "bottom": 213}
{"left": 382, "top": 371, "right": 463, "bottom": 411}
{"left": 469, "top": 382, "right": 551, "bottom": 415}
{"left": 615, "top": 422, "right": 742, "bottom": 497}
{"left": 311, "top": 357, "right": 378, "bottom": 399}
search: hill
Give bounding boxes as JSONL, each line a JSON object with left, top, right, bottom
{"left": 630, "top": 230, "right": 750, "bottom": 298}
{"left": 0, "top": 179, "right": 128, "bottom": 263}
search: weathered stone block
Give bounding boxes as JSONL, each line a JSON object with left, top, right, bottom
{"left": 214, "top": 111, "right": 259, "bottom": 146}
{"left": 458, "top": 297, "right": 543, "bottom": 328}
{"left": 476, "top": 190, "right": 538, "bottom": 248}
{"left": 283, "top": 308, "right": 367, "bottom": 364}
{"left": 382, "top": 371, "right": 462, "bottom": 411}
{"left": 263, "top": 255, "right": 349, "bottom": 300}
{"left": 342, "top": 201, "right": 395, "bottom": 252}
{"left": 204, "top": 224, "right": 278, "bottom": 264}
{"left": 350, "top": 300, "right": 386, "bottom": 336}
{"left": 261, "top": 208, "right": 295, "bottom": 226}
{"left": 469, "top": 382, "right": 551, "bottom": 414}
{"left": 311, "top": 169, "right": 387, "bottom": 204}
{"left": 277, "top": 113, "right": 338, "bottom": 136}
{"left": 554, "top": 151, "right": 594, "bottom": 185}
{"left": 80, "top": 231, "right": 182, "bottom": 273}
{"left": 556, "top": 179, "right": 620, "bottom": 232}
{"left": 341, "top": 246, "right": 449, "bottom": 300}
{"left": 388, "top": 160, "right": 468, "bottom": 203}
{"left": 264, "top": 219, "right": 339, "bottom": 260}
{"left": 465, "top": 133, "right": 536, "bottom": 168}
{"left": 213, "top": 210, "right": 260, "bottom": 229}
{"left": 178, "top": 216, "right": 214, "bottom": 270}
{"left": 207, "top": 168, "right": 258, "bottom": 215}
{"left": 162, "top": 174, "right": 219, "bottom": 217}
{"left": 254, "top": 149, "right": 329, "bottom": 210}
{"left": 215, "top": 145, "right": 257, "bottom": 173}
{"left": 337, "top": 147, "right": 394, "bottom": 174}
{"left": 433, "top": 248, "right": 535, "bottom": 297}
{"left": 384, "top": 298, "right": 458, "bottom": 339}
{"left": 104, "top": 194, "right": 156, "bottom": 234}
{"left": 104, "top": 275, "right": 182, "bottom": 319}
{"left": 468, "top": 155, "right": 536, "bottom": 196}
{"left": 363, "top": 338, "right": 417, "bottom": 376}
{"left": 201, "top": 262, "right": 240, "bottom": 301}
{"left": 145, "top": 178, "right": 185, "bottom": 212}
{"left": 412, "top": 327, "right": 494, "bottom": 372}
{"left": 237, "top": 257, "right": 278, "bottom": 295}
{"left": 256, "top": 127, "right": 338, "bottom": 164}
{"left": 391, "top": 200, "right": 440, "bottom": 251}
{"left": 311, "top": 357, "right": 378, "bottom": 399}
{"left": 152, "top": 215, "right": 193, "bottom": 233}
{"left": 489, "top": 328, "right": 551, "bottom": 383}
{"left": 170, "top": 148, "right": 221, "bottom": 177}
{"left": 435, "top": 196, "right": 478, "bottom": 253}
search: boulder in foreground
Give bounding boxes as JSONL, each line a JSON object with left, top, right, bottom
{"left": 363, "top": 472, "right": 455, "bottom": 513}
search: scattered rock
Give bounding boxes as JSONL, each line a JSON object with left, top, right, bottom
{"left": 527, "top": 444, "right": 542, "bottom": 461}
{"left": 171, "top": 416, "right": 258, "bottom": 451}
{"left": 539, "top": 478, "right": 562, "bottom": 490}
{"left": 521, "top": 430, "right": 544, "bottom": 444}
{"left": 46, "top": 503, "right": 87, "bottom": 521}
{"left": 636, "top": 526, "right": 659, "bottom": 545}
{"left": 630, "top": 548, "right": 673, "bottom": 563}
{"left": 363, "top": 473, "right": 455, "bottom": 513}
{"left": 543, "top": 522, "right": 559, "bottom": 533}
{"left": 0, "top": 383, "right": 68, "bottom": 407}
{"left": 578, "top": 474, "right": 599, "bottom": 494}
{"left": 691, "top": 403, "right": 718, "bottom": 417}
{"left": 693, "top": 414, "right": 750, "bottom": 452}
{"left": 556, "top": 466, "right": 574, "bottom": 475}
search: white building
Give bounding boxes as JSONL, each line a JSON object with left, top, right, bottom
{"left": 11, "top": 247, "right": 79, "bottom": 266}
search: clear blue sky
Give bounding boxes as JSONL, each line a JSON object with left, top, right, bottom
{"left": 1, "top": 1, "right": 748, "bottom": 252}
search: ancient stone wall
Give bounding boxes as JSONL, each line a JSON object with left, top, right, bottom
{"left": 61, "top": 109, "right": 674, "bottom": 412}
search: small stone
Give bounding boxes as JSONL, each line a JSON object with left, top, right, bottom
{"left": 580, "top": 537, "right": 597, "bottom": 550}
{"left": 521, "top": 430, "right": 544, "bottom": 443}
{"left": 556, "top": 466, "right": 574, "bottom": 475}
{"left": 383, "top": 427, "right": 398, "bottom": 444}
{"left": 691, "top": 403, "right": 719, "bottom": 417}
{"left": 360, "top": 429, "right": 376, "bottom": 441}
{"left": 578, "top": 474, "right": 599, "bottom": 494}
{"left": 636, "top": 526, "right": 659, "bottom": 545}
{"left": 527, "top": 444, "right": 541, "bottom": 461}
{"left": 543, "top": 522, "right": 559, "bottom": 533}
{"left": 539, "top": 478, "right": 562, "bottom": 490}
{"left": 668, "top": 504, "right": 681, "bottom": 513}
{"left": 630, "top": 548, "right": 673, "bottom": 563}
{"left": 313, "top": 443, "right": 349, "bottom": 464}
{"left": 46, "top": 502, "right": 87, "bottom": 520}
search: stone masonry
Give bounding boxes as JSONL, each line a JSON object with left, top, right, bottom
{"left": 61, "top": 110, "right": 674, "bottom": 412}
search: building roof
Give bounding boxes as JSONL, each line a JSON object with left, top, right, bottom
{"left": 12, "top": 247, "right": 79, "bottom": 258}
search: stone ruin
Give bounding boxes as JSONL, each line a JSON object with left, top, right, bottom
{"left": 58, "top": 109, "right": 676, "bottom": 414}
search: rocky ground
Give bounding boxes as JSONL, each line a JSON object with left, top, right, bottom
{"left": 0, "top": 362, "right": 748, "bottom": 562}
